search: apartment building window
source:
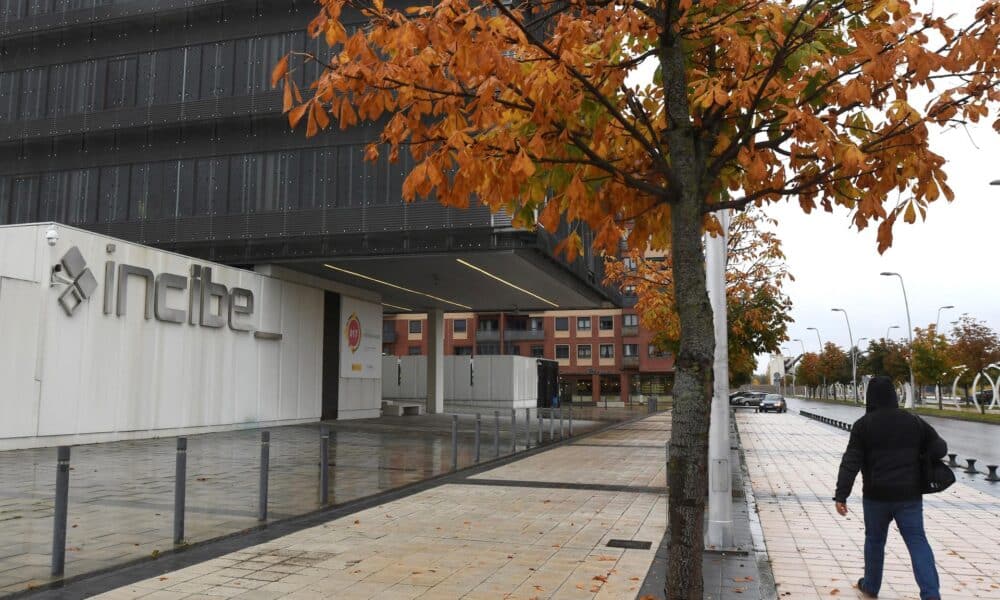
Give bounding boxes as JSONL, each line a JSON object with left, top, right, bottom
{"left": 530, "top": 345, "right": 544, "bottom": 358}
{"left": 576, "top": 316, "right": 591, "bottom": 331}
{"left": 503, "top": 343, "right": 521, "bottom": 355}
{"left": 453, "top": 319, "right": 467, "bottom": 333}
{"left": 555, "top": 317, "right": 569, "bottom": 331}
{"left": 623, "top": 344, "right": 639, "bottom": 357}
{"left": 599, "top": 344, "right": 614, "bottom": 358}
{"left": 454, "top": 346, "right": 472, "bottom": 356}
{"left": 577, "top": 345, "right": 592, "bottom": 359}
{"left": 623, "top": 314, "right": 639, "bottom": 327}
{"left": 555, "top": 345, "right": 570, "bottom": 359}
{"left": 408, "top": 346, "right": 421, "bottom": 355}
{"left": 477, "top": 342, "right": 500, "bottom": 355}
{"left": 409, "top": 320, "right": 422, "bottom": 334}
{"left": 623, "top": 285, "right": 636, "bottom": 296}
{"left": 648, "top": 344, "right": 670, "bottom": 358}
{"left": 599, "top": 315, "right": 614, "bottom": 330}
{"left": 623, "top": 257, "right": 637, "bottom": 271}
{"left": 529, "top": 317, "right": 544, "bottom": 331}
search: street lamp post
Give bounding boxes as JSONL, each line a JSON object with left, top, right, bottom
{"left": 832, "top": 308, "right": 858, "bottom": 404}
{"left": 807, "top": 327, "right": 825, "bottom": 398}
{"left": 935, "top": 305, "right": 954, "bottom": 332}
{"left": 886, "top": 324, "right": 900, "bottom": 341}
{"left": 881, "top": 272, "right": 917, "bottom": 407}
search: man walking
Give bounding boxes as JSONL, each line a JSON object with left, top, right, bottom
{"left": 834, "top": 375, "right": 947, "bottom": 599}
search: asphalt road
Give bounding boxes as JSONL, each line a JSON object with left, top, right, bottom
{"left": 783, "top": 396, "right": 1000, "bottom": 469}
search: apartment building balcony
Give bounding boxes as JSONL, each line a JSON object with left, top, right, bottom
{"left": 622, "top": 356, "right": 640, "bottom": 370}
{"left": 475, "top": 330, "right": 501, "bottom": 342}
{"left": 504, "top": 329, "right": 545, "bottom": 341}
{"left": 622, "top": 325, "right": 640, "bottom": 337}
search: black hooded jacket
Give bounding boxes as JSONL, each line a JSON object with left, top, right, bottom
{"left": 834, "top": 376, "right": 947, "bottom": 503}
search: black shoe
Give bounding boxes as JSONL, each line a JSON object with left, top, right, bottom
{"left": 857, "top": 578, "right": 878, "bottom": 598}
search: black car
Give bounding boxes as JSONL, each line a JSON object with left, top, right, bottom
{"left": 758, "top": 394, "right": 787, "bottom": 413}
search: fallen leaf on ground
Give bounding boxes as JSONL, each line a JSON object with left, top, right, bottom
{"left": 830, "top": 589, "right": 840, "bottom": 595}
{"left": 592, "top": 575, "right": 608, "bottom": 582}
{"left": 733, "top": 576, "right": 754, "bottom": 582}
{"left": 733, "top": 587, "right": 745, "bottom": 593}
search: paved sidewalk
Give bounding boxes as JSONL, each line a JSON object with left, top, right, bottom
{"left": 39, "top": 414, "right": 670, "bottom": 599}
{"left": 0, "top": 408, "right": 640, "bottom": 596}
{"left": 738, "top": 412, "right": 1000, "bottom": 599}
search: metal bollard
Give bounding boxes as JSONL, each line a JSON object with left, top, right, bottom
{"left": 511, "top": 408, "right": 517, "bottom": 453}
{"left": 173, "top": 437, "right": 187, "bottom": 544}
{"left": 948, "top": 453, "right": 959, "bottom": 467}
{"left": 568, "top": 404, "right": 573, "bottom": 436}
{"left": 986, "top": 465, "right": 1000, "bottom": 482}
{"left": 537, "top": 409, "right": 543, "bottom": 444}
{"left": 559, "top": 407, "right": 564, "bottom": 439}
{"left": 51, "top": 446, "right": 71, "bottom": 576}
{"left": 494, "top": 411, "right": 500, "bottom": 458}
{"left": 548, "top": 408, "right": 554, "bottom": 441}
{"left": 452, "top": 415, "right": 459, "bottom": 471}
{"left": 524, "top": 407, "right": 531, "bottom": 449}
{"left": 474, "top": 413, "right": 481, "bottom": 463}
{"left": 964, "top": 458, "right": 979, "bottom": 474}
{"left": 319, "top": 426, "right": 330, "bottom": 505}
{"left": 258, "top": 431, "right": 270, "bottom": 521}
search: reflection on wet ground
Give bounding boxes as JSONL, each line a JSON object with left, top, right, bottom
{"left": 0, "top": 406, "right": 646, "bottom": 595}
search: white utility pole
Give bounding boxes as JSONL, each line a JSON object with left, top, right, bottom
{"left": 705, "top": 209, "right": 733, "bottom": 550}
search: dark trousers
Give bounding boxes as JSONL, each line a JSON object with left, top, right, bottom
{"left": 861, "top": 498, "right": 940, "bottom": 599}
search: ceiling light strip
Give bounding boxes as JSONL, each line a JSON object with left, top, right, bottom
{"left": 455, "top": 258, "right": 559, "bottom": 308}
{"left": 382, "top": 302, "right": 411, "bottom": 312}
{"left": 323, "top": 264, "right": 472, "bottom": 310}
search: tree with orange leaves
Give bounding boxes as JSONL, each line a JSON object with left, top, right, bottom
{"left": 607, "top": 210, "right": 793, "bottom": 387}
{"left": 278, "top": 1, "right": 1000, "bottom": 595}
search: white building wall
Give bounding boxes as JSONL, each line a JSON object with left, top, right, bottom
{"left": 0, "top": 224, "right": 379, "bottom": 449}
{"left": 382, "top": 355, "right": 538, "bottom": 412}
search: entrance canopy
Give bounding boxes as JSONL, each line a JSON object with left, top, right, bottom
{"left": 290, "top": 248, "right": 611, "bottom": 314}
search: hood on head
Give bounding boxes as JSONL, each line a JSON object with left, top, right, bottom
{"left": 865, "top": 375, "right": 899, "bottom": 413}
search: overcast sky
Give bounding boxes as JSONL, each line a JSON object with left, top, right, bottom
{"left": 767, "top": 122, "right": 1000, "bottom": 362}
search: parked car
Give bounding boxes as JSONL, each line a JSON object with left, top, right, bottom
{"left": 758, "top": 394, "right": 787, "bottom": 413}
{"left": 733, "top": 392, "right": 765, "bottom": 407}
{"left": 729, "top": 391, "right": 752, "bottom": 405}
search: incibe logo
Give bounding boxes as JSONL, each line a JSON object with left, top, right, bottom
{"left": 53, "top": 246, "right": 281, "bottom": 339}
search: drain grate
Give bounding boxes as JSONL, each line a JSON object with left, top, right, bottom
{"left": 606, "top": 539, "right": 652, "bottom": 550}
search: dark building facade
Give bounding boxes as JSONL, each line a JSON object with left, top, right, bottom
{"left": 0, "top": 0, "right": 615, "bottom": 314}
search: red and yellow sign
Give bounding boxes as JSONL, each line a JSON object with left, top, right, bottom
{"left": 345, "top": 312, "right": 362, "bottom": 353}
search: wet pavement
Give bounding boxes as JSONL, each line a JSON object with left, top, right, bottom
{"left": 0, "top": 406, "right": 644, "bottom": 597}
{"left": 783, "top": 397, "right": 1000, "bottom": 470}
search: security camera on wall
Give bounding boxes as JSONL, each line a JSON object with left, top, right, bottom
{"left": 45, "top": 225, "right": 59, "bottom": 247}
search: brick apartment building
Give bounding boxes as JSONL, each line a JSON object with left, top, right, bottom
{"left": 383, "top": 310, "right": 674, "bottom": 405}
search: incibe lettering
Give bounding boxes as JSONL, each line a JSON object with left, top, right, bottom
{"left": 104, "top": 262, "right": 254, "bottom": 332}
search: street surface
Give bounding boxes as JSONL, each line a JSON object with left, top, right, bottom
{"left": 784, "top": 396, "right": 1000, "bottom": 470}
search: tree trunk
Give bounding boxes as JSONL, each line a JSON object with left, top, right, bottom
{"left": 665, "top": 194, "right": 714, "bottom": 600}
{"left": 659, "top": 5, "right": 716, "bottom": 596}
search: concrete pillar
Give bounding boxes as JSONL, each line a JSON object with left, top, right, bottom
{"left": 620, "top": 372, "right": 632, "bottom": 405}
{"left": 591, "top": 373, "right": 601, "bottom": 405}
{"left": 426, "top": 309, "right": 445, "bottom": 414}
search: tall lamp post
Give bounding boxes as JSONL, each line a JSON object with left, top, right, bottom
{"left": 807, "top": 327, "right": 825, "bottom": 397}
{"left": 886, "top": 324, "right": 900, "bottom": 341}
{"left": 935, "top": 305, "right": 954, "bottom": 332}
{"left": 881, "top": 272, "right": 916, "bottom": 406}
{"left": 832, "top": 308, "right": 858, "bottom": 404}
